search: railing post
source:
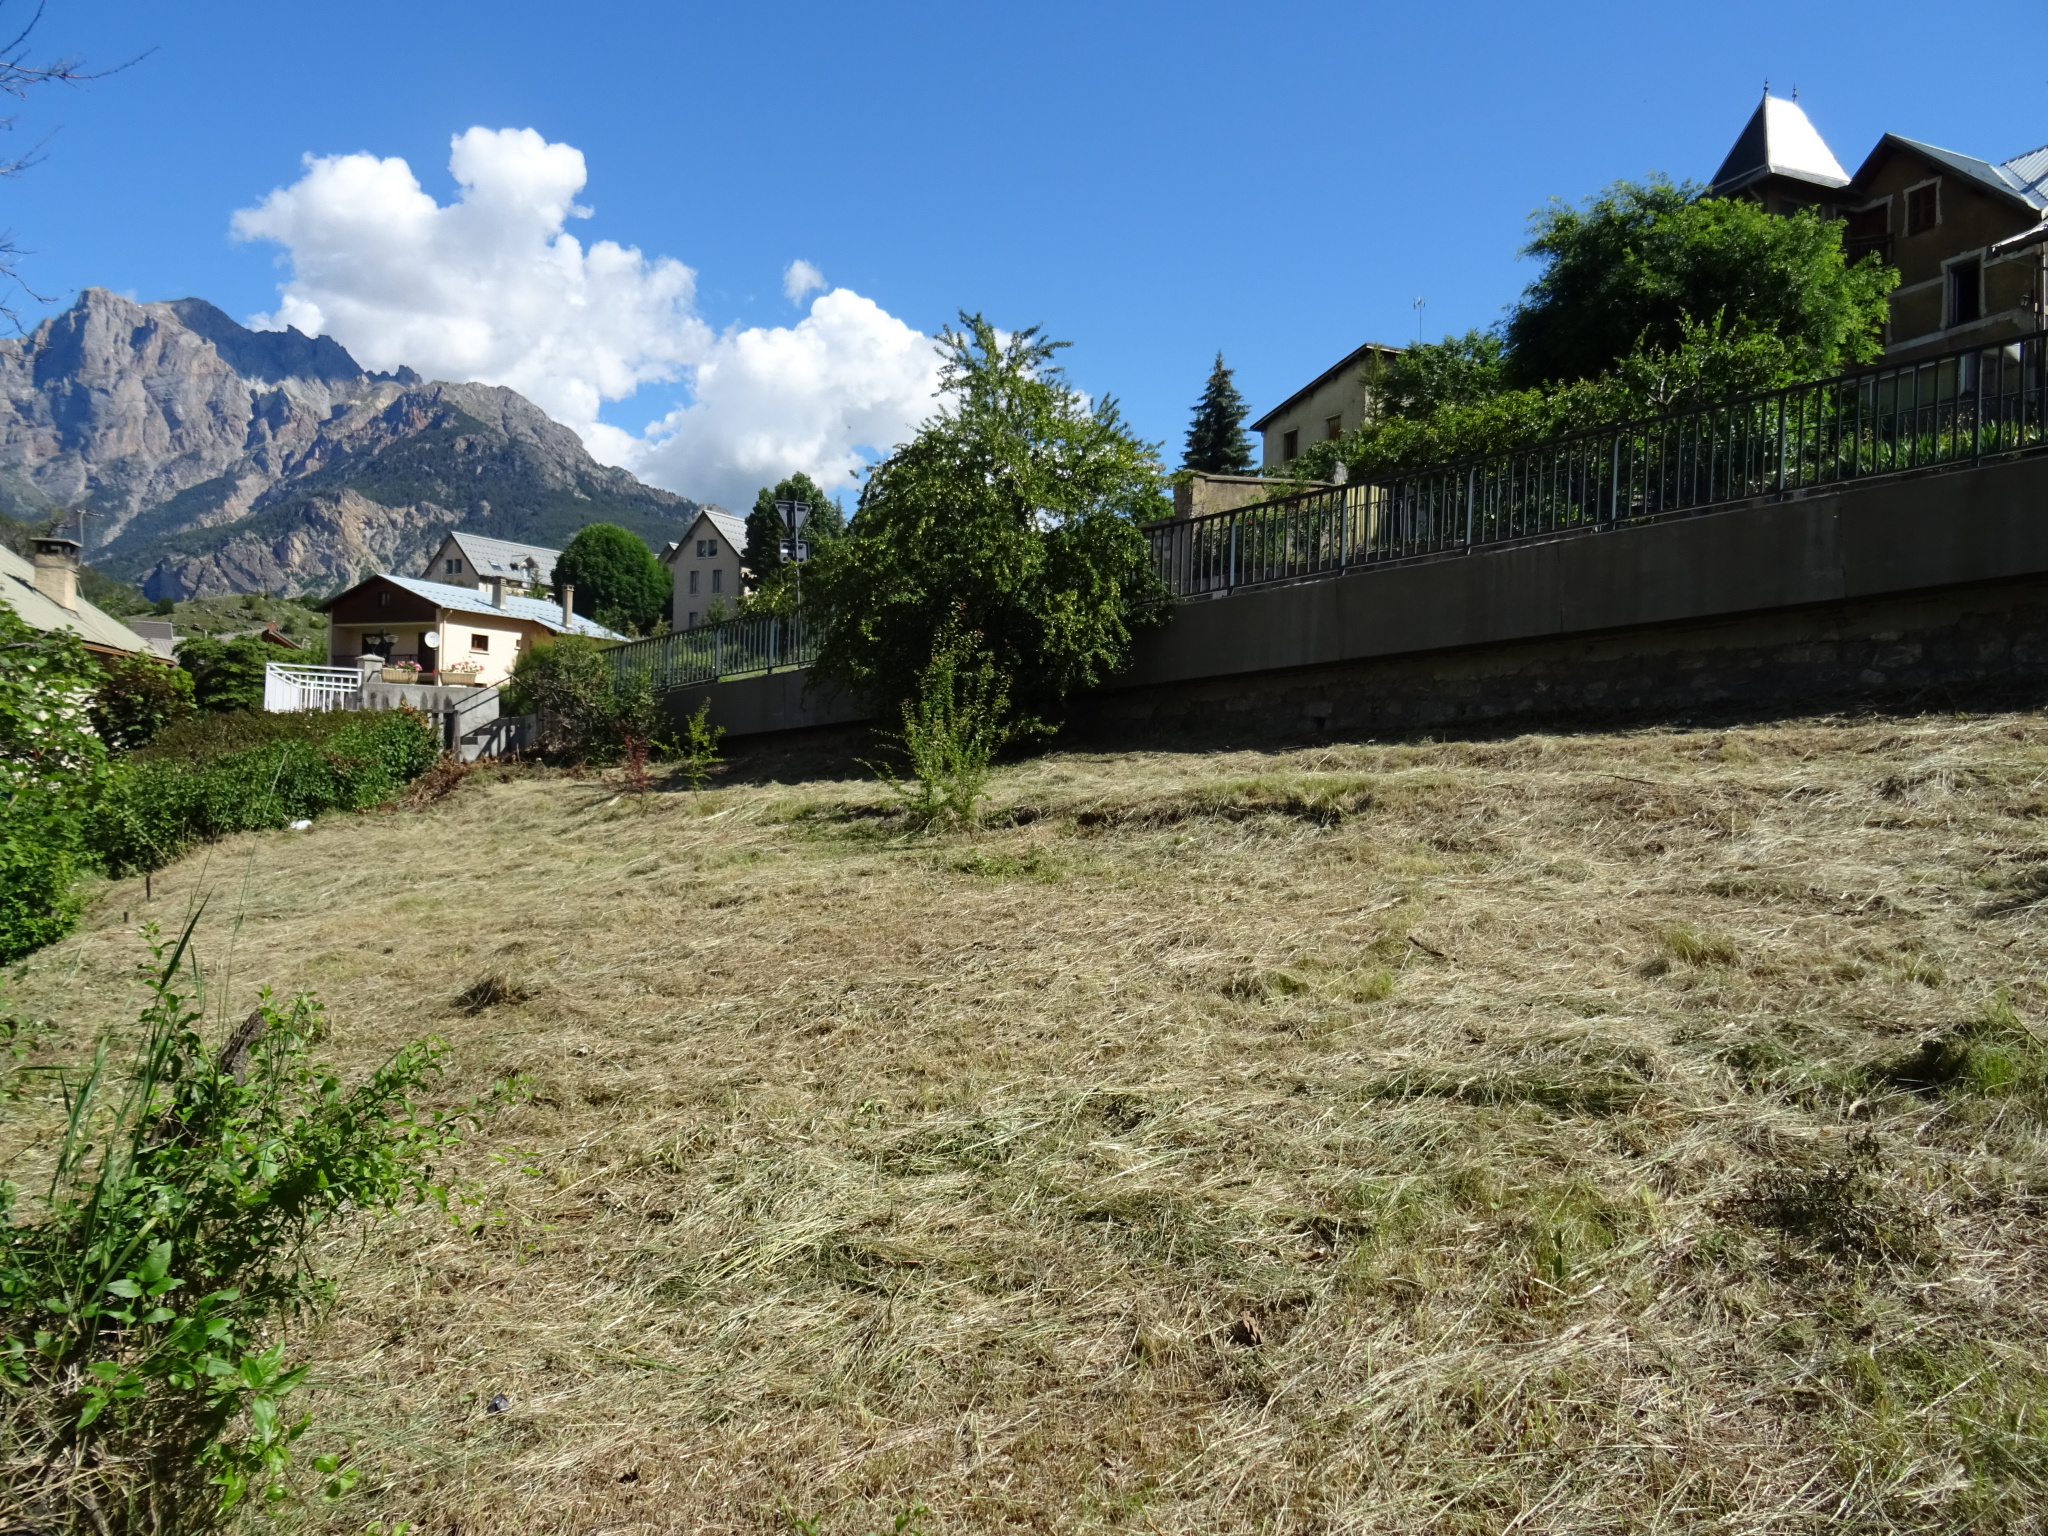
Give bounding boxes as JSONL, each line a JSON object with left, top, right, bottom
{"left": 1464, "top": 468, "right": 1475, "bottom": 550}
{"left": 1775, "top": 392, "right": 1787, "bottom": 493}
{"left": 1228, "top": 513, "right": 1238, "bottom": 593}
{"left": 1974, "top": 348, "right": 1985, "bottom": 464}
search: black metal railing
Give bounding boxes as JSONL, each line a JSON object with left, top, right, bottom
{"left": 1147, "top": 328, "right": 2048, "bottom": 600}
{"left": 607, "top": 609, "right": 817, "bottom": 690}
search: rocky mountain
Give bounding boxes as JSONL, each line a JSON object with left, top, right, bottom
{"left": 0, "top": 289, "right": 704, "bottom": 599}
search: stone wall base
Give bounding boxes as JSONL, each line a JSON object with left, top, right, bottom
{"left": 1066, "top": 575, "right": 2048, "bottom": 745}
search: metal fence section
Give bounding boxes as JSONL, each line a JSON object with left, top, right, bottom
{"left": 263, "top": 663, "right": 361, "bottom": 712}
{"left": 606, "top": 610, "right": 818, "bottom": 692}
{"left": 1147, "top": 328, "right": 2048, "bottom": 600}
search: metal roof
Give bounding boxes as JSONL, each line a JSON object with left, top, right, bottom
{"left": 1851, "top": 135, "right": 2048, "bottom": 214}
{"left": 1711, "top": 94, "right": 1850, "bottom": 196}
{"left": 660, "top": 507, "right": 748, "bottom": 561}
{"left": 327, "top": 573, "right": 625, "bottom": 640}
{"left": 0, "top": 543, "right": 160, "bottom": 656}
{"left": 434, "top": 531, "right": 562, "bottom": 584}
{"left": 1251, "top": 341, "right": 1405, "bottom": 432}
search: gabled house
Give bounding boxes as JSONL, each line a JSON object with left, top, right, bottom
{"left": 319, "top": 573, "right": 622, "bottom": 687}
{"left": 658, "top": 508, "right": 748, "bottom": 630}
{"left": 0, "top": 537, "right": 166, "bottom": 660}
{"left": 419, "top": 532, "right": 560, "bottom": 594}
{"left": 1707, "top": 92, "right": 2048, "bottom": 362}
{"left": 1843, "top": 137, "right": 2048, "bottom": 360}
{"left": 1253, "top": 341, "right": 1404, "bottom": 470}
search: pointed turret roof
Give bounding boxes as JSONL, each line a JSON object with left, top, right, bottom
{"left": 1712, "top": 93, "right": 1850, "bottom": 197}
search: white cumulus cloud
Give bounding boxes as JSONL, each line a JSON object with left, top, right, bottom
{"left": 231, "top": 129, "right": 938, "bottom": 510}
{"left": 782, "top": 259, "right": 826, "bottom": 305}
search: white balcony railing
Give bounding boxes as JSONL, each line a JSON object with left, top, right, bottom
{"left": 264, "top": 662, "right": 362, "bottom": 713}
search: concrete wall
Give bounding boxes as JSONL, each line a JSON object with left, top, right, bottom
{"left": 662, "top": 667, "right": 868, "bottom": 740}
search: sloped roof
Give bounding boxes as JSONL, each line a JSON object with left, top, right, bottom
{"left": 660, "top": 507, "right": 748, "bottom": 561}
{"left": 324, "top": 573, "right": 625, "bottom": 640}
{"left": 1251, "top": 341, "right": 1405, "bottom": 432}
{"left": 1850, "top": 135, "right": 2048, "bottom": 214}
{"left": 1712, "top": 94, "right": 1850, "bottom": 196}
{"left": 435, "top": 532, "right": 562, "bottom": 585}
{"left": 0, "top": 543, "right": 159, "bottom": 656}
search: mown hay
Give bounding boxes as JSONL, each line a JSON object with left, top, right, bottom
{"left": 11, "top": 708, "right": 2048, "bottom": 1533}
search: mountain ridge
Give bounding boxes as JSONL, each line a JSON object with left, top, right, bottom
{"left": 0, "top": 289, "right": 704, "bottom": 599}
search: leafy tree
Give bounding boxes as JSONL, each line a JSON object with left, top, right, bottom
{"left": 1182, "top": 353, "right": 1255, "bottom": 474}
{"left": 503, "top": 635, "right": 658, "bottom": 764}
{"left": 1370, "top": 330, "right": 1509, "bottom": 421}
{"left": 0, "top": 603, "right": 108, "bottom": 960}
{"left": 808, "top": 312, "right": 1170, "bottom": 735}
{"left": 744, "top": 471, "right": 846, "bottom": 585}
{"left": 554, "top": 522, "right": 671, "bottom": 636}
{"left": 92, "top": 653, "right": 195, "bottom": 751}
{"left": 1503, "top": 176, "right": 1894, "bottom": 388}
{"left": 174, "top": 635, "right": 270, "bottom": 713}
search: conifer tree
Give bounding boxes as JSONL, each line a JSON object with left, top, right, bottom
{"left": 1182, "top": 352, "right": 1255, "bottom": 474}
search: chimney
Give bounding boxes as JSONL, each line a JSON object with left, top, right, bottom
{"left": 488, "top": 575, "right": 507, "bottom": 609}
{"left": 31, "top": 537, "right": 80, "bottom": 612}
{"left": 560, "top": 583, "right": 574, "bottom": 628}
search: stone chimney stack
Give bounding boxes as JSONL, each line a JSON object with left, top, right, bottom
{"left": 31, "top": 537, "right": 80, "bottom": 612}
{"left": 488, "top": 575, "right": 507, "bottom": 609}
{"left": 560, "top": 583, "right": 574, "bottom": 628}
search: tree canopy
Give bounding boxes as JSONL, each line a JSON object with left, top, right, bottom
{"left": 1502, "top": 177, "right": 1894, "bottom": 389}
{"left": 808, "top": 313, "right": 1170, "bottom": 735}
{"left": 744, "top": 471, "right": 846, "bottom": 586}
{"left": 554, "top": 522, "right": 670, "bottom": 636}
{"left": 1182, "top": 353, "right": 1255, "bottom": 474}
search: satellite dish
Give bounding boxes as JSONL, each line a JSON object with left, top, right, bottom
{"left": 422, "top": 631, "right": 439, "bottom": 649}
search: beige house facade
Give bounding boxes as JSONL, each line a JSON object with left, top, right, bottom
{"left": 321, "top": 573, "right": 622, "bottom": 688}
{"left": 1253, "top": 341, "right": 1402, "bottom": 469}
{"left": 660, "top": 508, "right": 748, "bottom": 630}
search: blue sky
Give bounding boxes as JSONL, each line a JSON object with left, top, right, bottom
{"left": 6, "top": 0, "right": 2045, "bottom": 505}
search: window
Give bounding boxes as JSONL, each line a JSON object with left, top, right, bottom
{"left": 1325, "top": 415, "right": 1342, "bottom": 441}
{"left": 378, "top": 591, "right": 391, "bottom": 607}
{"left": 1906, "top": 182, "right": 1939, "bottom": 236}
{"left": 711, "top": 569, "right": 723, "bottom": 593}
{"left": 688, "top": 569, "right": 699, "bottom": 594}
{"left": 1282, "top": 428, "right": 1300, "bottom": 461}
{"left": 470, "top": 633, "right": 489, "bottom": 653}
{"left": 443, "top": 558, "right": 460, "bottom": 574}
{"left": 1947, "top": 256, "right": 1983, "bottom": 327}
{"left": 687, "top": 611, "right": 697, "bottom": 628}
{"left": 1844, "top": 203, "right": 1890, "bottom": 263}
{"left": 696, "top": 537, "right": 718, "bottom": 557}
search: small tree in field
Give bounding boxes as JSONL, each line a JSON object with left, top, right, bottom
{"left": 1182, "top": 353, "right": 1255, "bottom": 475}
{"left": 809, "top": 312, "right": 1170, "bottom": 738}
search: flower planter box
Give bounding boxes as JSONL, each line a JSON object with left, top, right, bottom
{"left": 440, "top": 671, "right": 483, "bottom": 686}
{"left": 380, "top": 668, "right": 420, "bottom": 683}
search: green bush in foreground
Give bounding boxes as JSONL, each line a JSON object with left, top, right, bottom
{"left": 875, "top": 619, "right": 1010, "bottom": 830}
{"left": 87, "top": 708, "right": 438, "bottom": 876}
{"left": 1, "top": 920, "right": 489, "bottom": 1532}
{"left": 505, "top": 636, "right": 658, "bottom": 765}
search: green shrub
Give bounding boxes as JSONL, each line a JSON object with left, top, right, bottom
{"left": 87, "top": 709, "right": 438, "bottom": 876}
{"left": 92, "top": 655, "right": 195, "bottom": 751}
{"left": 876, "top": 621, "right": 1010, "bottom": 830}
{"left": 131, "top": 707, "right": 371, "bottom": 767}
{"left": 174, "top": 636, "right": 271, "bottom": 714}
{"left": 0, "top": 920, "right": 490, "bottom": 1530}
{"left": 505, "top": 637, "right": 656, "bottom": 765}
{"left": 1, "top": 606, "right": 109, "bottom": 962}
{"left": 671, "top": 697, "right": 724, "bottom": 791}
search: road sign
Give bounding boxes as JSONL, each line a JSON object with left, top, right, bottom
{"left": 775, "top": 499, "right": 811, "bottom": 534}
{"left": 779, "top": 539, "right": 811, "bottom": 563}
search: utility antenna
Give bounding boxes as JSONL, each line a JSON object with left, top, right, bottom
{"left": 1412, "top": 295, "right": 1426, "bottom": 343}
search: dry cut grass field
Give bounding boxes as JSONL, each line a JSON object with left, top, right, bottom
{"left": 9, "top": 707, "right": 2048, "bottom": 1534}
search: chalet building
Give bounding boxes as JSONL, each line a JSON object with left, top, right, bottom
{"left": 1253, "top": 341, "right": 1403, "bottom": 470}
{"left": 419, "top": 531, "right": 559, "bottom": 594}
{"left": 319, "top": 573, "right": 621, "bottom": 687}
{"left": 1710, "top": 92, "right": 2048, "bottom": 362}
{"left": 658, "top": 508, "right": 748, "bottom": 630}
{"left": 0, "top": 537, "right": 167, "bottom": 660}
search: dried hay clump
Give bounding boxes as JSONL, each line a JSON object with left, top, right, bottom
{"left": 13, "top": 709, "right": 2048, "bottom": 1533}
